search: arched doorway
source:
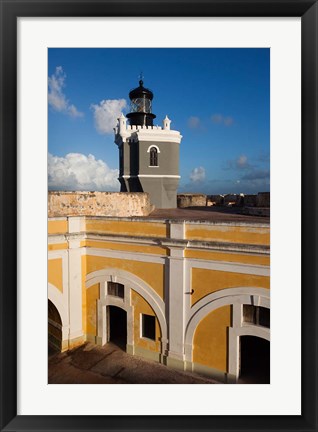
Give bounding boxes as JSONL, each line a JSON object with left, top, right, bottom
{"left": 239, "top": 336, "right": 270, "bottom": 383}
{"left": 48, "top": 300, "right": 62, "bottom": 355}
{"left": 87, "top": 268, "right": 167, "bottom": 354}
{"left": 107, "top": 306, "right": 127, "bottom": 351}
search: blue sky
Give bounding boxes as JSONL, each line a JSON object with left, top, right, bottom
{"left": 48, "top": 48, "right": 269, "bottom": 194}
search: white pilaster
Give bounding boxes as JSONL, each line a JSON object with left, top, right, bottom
{"left": 228, "top": 327, "right": 240, "bottom": 379}
{"left": 167, "top": 246, "right": 186, "bottom": 366}
{"left": 170, "top": 221, "right": 185, "bottom": 240}
{"left": 68, "top": 216, "right": 85, "bottom": 234}
{"left": 68, "top": 239, "right": 84, "bottom": 341}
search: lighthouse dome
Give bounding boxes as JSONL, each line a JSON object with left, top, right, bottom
{"left": 129, "top": 80, "right": 154, "bottom": 101}
{"left": 127, "top": 79, "right": 156, "bottom": 126}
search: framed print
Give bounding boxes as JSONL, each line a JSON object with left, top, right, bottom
{"left": 0, "top": 0, "right": 317, "bottom": 431}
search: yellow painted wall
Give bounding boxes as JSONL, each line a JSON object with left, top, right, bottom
{"left": 186, "top": 224, "right": 269, "bottom": 245}
{"left": 86, "top": 255, "right": 165, "bottom": 300}
{"left": 48, "top": 243, "right": 68, "bottom": 251}
{"left": 85, "top": 219, "right": 167, "bottom": 238}
{"left": 86, "top": 283, "right": 99, "bottom": 336}
{"left": 131, "top": 290, "right": 161, "bottom": 353}
{"left": 48, "top": 219, "right": 68, "bottom": 234}
{"left": 185, "top": 249, "right": 270, "bottom": 266}
{"left": 193, "top": 305, "right": 231, "bottom": 372}
{"left": 191, "top": 268, "right": 270, "bottom": 305}
{"left": 48, "top": 258, "right": 63, "bottom": 293}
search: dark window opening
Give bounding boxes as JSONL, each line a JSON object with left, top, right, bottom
{"left": 108, "top": 306, "right": 127, "bottom": 351}
{"left": 108, "top": 282, "right": 124, "bottom": 299}
{"left": 239, "top": 336, "right": 270, "bottom": 383}
{"left": 243, "top": 305, "right": 270, "bottom": 328}
{"left": 149, "top": 147, "right": 158, "bottom": 166}
{"left": 142, "top": 314, "right": 156, "bottom": 340}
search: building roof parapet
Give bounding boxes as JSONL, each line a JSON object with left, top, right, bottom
{"left": 48, "top": 231, "right": 270, "bottom": 256}
{"left": 48, "top": 214, "right": 269, "bottom": 228}
{"left": 115, "top": 127, "right": 182, "bottom": 144}
{"left": 126, "top": 124, "right": 163, "bottom": 130}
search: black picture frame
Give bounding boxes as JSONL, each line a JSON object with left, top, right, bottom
{"left": 0, "top": 1, "right": 317, "bottom": 431}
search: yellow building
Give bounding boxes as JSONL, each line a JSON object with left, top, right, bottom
{"left": 48, "top": 196, "right": 270, "bottom": 383}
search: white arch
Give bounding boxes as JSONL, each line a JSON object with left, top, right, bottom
{"left": 228, "top": 324, "right": 270, "bottom": 379}
{"left": 233, "top": 324, "right": 270, "bottom": 341}
{"left": 184, "top": 287, "right": 270, "bottom": 352}
{"left": 147, "top": 144, "right": 160, "bottom": 153}
{"left": 86, "top": 268, "right": 167, "bottom": 345}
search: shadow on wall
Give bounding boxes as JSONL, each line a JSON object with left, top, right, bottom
{"left": 48, "top": 300, "right": 62, "bottom": 355}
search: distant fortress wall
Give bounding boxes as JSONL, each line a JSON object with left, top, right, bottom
{"left": 178, "top": 192, "right": 270, "bottom": 209}
{"left": 48, "top": 191, "right": 154, "bottom": 218}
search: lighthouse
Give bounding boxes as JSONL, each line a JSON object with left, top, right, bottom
{"left": 114, "top": 79, "right": 182, "bottom": 209}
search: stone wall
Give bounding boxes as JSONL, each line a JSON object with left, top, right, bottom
{"left": 177, "top": 194, "right": 207, "bottom": 208}
{"left": 178, "top": 192, "right": 270, "bottom": 210}
{"left": 48, "top": 191, "right": 154, "bottom": 217}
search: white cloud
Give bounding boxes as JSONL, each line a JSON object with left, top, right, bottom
{"left": 211, "top": 114, "right": 223, "bottom": 124}
{"left": 223, "top": 116, "right": 234, "bottom": 126}
{"left": 211, "top": 113, "right": 233, "bottom": 126}
{"left": 91, "top": 99, "right": 127, "bottom": 134}
{"left": 48, "top": 153, "right": 120, "bottom": 191}
{"left": 236, "top": 154, "right": 249, "bottom": 169}
{"left": 48, "top": 66, "right": 83, "bottom": 118}
{"left": 224, "top": 154, "right": 251, "bottom": 170}
{"left": 187, "top": 116, "right": 201, "bottom": 129}
{"left": 190, "top": 166, "right": 206, "bottom": 182}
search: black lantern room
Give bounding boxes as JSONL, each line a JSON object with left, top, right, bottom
{"left": 126, "top": 80, "right": 156, "bottom": 127}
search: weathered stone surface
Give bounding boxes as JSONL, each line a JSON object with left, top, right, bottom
{"left": 48, "top": 191, "right": 154, "bottom": 217}
{"left": 177, "top": 194, "right": 207, "bottom": 208}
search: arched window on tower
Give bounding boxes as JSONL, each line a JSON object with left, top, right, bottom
{"left": 149, "top": 147, "right": 159, "bottom": 167}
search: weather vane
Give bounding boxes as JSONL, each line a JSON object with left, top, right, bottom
{"left": 139, "top": 71, "right": 144, "bottom": 82}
